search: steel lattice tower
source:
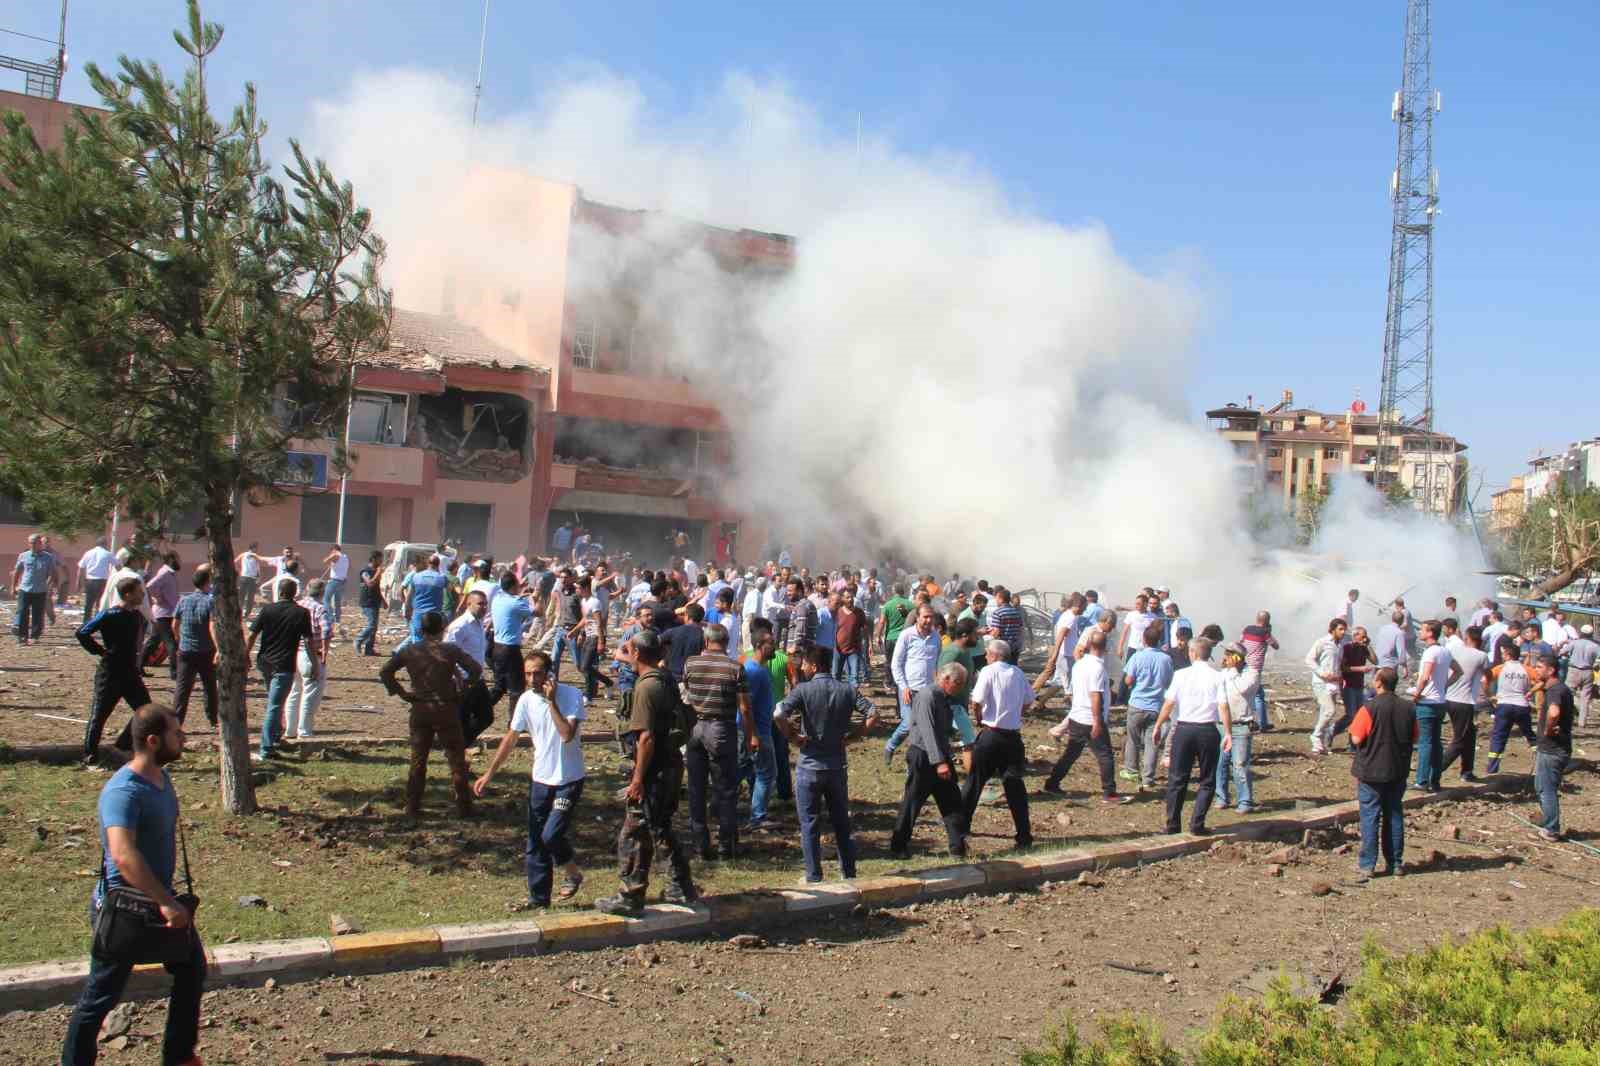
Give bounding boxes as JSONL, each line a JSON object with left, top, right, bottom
{"left": 1376, "top": 0, "right": 1440, "bottom": 506}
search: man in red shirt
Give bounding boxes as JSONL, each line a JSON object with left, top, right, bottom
{"left": 832, "top": 589, "right": 869, "bottom": 691}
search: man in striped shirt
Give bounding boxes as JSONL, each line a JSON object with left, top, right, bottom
{"left": 987, "top": 587, "right": 1026, "bottom": 665}
{"left": 682, "top": 624, "right": 756, "bottom": 860}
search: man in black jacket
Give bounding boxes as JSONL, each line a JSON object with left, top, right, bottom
{"left": 1348, "top": 667, "right": 1417, "bottom": 879}
{"left": 889, "top": 661, "right": 968, "bottom": 859}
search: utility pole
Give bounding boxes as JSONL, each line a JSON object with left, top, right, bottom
{"left": 1376, "top": 0, "right": 1441, "bottom": 511}
{"left": 0, "top": 0, "right": 68, "bottom": 98}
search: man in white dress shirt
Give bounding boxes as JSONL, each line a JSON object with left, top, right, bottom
{"left": 960, "top": 639, "right": 1035, "bottom": 850}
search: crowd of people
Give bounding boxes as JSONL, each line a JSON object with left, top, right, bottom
{"left": 9, "top": 528, "right": 1591, "bottom": 1066}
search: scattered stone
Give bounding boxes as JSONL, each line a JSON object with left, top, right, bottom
{"left": 237, "top": 895, "right": 267, "bottom": 909}
{"left": 1161, "top": 973, "right": 1178, "bottom": 985}
{"left": 1266, "top": 864, "right": 1284, "bottom": 878}
{"left": 728, "top": 934, "right": 767, "bottom": 949}
{"left": 1444, "top": 824, "right": 1461, "bottom": 840}
{"left": 1187, "top": 960, "right": 1199, "bottom": 969}
{"left": 1053, "top": 812, "right": 1073, "bottom": 829}
{"left": 1309, "top": 882, "right": 1334, "bottom": 897}
{"left": 1075, "top": 871, "right": 1102, "bottom": 888}
{"left": 1208, "top": 842, "right": 1247, "bottom": 863}
{"left": 99, "top": 1003, "right": 133, "bottom": 1040}
{"left": 264, "top": 978, "right": 278, "bottom": 992}
{"left": 634, "top": 945, "right": 659, "bottom": 968}
{"left": 1332, "top": 843, "right": 1353, "bottom": 855}
{"left": 104, "top": 1036, "right": 130, "bottom": 1052}
{"left": 1265, "top": 845, "right": 1300, "bottom": 865}
{"left": 316, "top": 1006, "right": 330, "bottom": 1018}
{"left": 421, "top": 1025, "right": 434, "bottom": 1038}
{"left": 851, "top": 904, "right": 868, "bottom": 918}
{"left": 1420, "top": 849, "right": 1446, "bottom": 868}
{"left": 999, "top": 892, "right": 1017, "bottom": 904}
{"left": 330, "top": 914, "right": 361, "bottom": 936}
{"left": 1496, "top": 891, "right": 1513, "bottom": 902}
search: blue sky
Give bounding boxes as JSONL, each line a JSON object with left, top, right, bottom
{"left": 14, "top": 1, "right": 1599, "bottom": 492}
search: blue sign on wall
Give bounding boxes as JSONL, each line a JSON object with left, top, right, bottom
{"left": 277, "top": 451, "right": 329, "bottom": 489}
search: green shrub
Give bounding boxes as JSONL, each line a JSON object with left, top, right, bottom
{"left": 1025, "top": 911, "right": 1600, "bottom": 1066}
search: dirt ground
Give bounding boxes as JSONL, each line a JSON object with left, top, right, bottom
{"left": 6, "top": 783, "right": 1600, "bottom": 1065}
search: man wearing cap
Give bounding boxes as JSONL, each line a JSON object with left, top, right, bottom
{"left": 1566, "top": 624, "right": 1598, "bottom": 726}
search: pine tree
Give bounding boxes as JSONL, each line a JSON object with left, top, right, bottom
{"left": 0, "top": 0, "right": 390, "bottom": 813}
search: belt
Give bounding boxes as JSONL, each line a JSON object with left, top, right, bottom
{"left": 695, "top": 712, "right": 736, "bottom": 722}
{"left": 984, "top": 726, "right": 1021, "bottom": 735}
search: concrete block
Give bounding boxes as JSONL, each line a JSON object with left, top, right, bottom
{"left": 209, "top": 937, "right": 333, "bottom": 979}
{"left": 535, "top": 912, "right": 631, "bottom": 950}
{"left": 914, "top": 864, "right": 986, "bottom": 899}
{"left": 779, "top": 883, "right": 861, "bottom": 913}
{"left": 433, "top": 921, "right": 542, "bottom": 955}
{"left": 0, "top": 958, "right": 90, "bottom": 1002}
{"left": 1134, "top": 836, "right": 1210, "bottom": 863}
{"left": 975, "top": 859, "right": 1036, "bottom": 889}
{"left": 329, "top": 928, "right": 441, "bottom": 964}
{"left": 626, "top": 903, "right": 711, "bottom": 941}
{"left": 705, "top": 891, "right": 787, "bottom": 928}
{"left": 852, "top": 875, "right": 923, "bottom": 907}
{"left": 1021, "top": 849, "right": 1097, "bottom": 881}
{"left": 1083, "top": 843, "right": 1142, "bottom": 870}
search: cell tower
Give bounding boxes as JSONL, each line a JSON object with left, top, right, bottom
{"left": 0, "top": 1, "right": 68, "bottom": 99}
{"left": 1375, "top": 0, "right": 1441, "bottom": 509}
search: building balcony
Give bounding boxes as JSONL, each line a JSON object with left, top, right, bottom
{"left": 290, "top": 438, "right": 431, "bottom": 495}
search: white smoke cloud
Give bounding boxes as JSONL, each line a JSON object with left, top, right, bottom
{"left": 304, "top": 67, "right": 1489, "bottom": 651}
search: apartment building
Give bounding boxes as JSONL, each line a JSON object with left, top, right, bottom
{"left": 1523, "top": 439, "right": 1600, "bottom": 504}
{"left": 1490, "top": 476, "right": 1526, "bottom": 534}
{"left": 1207, "top": 389, "right": 1466, "bottom": 515}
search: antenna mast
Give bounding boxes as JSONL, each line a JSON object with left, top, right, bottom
{"left": 0, "top": 0, "right": 68, "bottom": 98}
{"left": 1375, "top": 0, "right": 1441, "bottom": 510}
{"left": 470, "top": 0, "right": 491, "bottom": 128}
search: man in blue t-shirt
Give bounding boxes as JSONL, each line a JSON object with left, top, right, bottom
{"left": 398, "top": 555, "right": 449, "bottom": 650}
{"left": 1122, "top": 620, "right": 1176, "bottom": 789}
{"left": 487, "top": 571, "right": 537, "bottom": 718}
{"left": 61, "top": 704, "right": 204, "bottom": 1066}
{"left": 172, "top": 566, "right": 218, "bottom": 727}
{"left": 11, "top": 531, "right": 54, "bottom": 644}
{"left": 740, "top": 634, "right": 779, "bottom": 829}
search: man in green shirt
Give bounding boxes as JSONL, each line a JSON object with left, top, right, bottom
{"left": 937, "top": 619, "right": 982, "bottom": 746}
{"left": 876, "top": 583, "right": 914, "bottom": 692}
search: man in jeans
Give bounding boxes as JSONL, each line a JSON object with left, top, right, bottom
{"left": 889, "top": 661, "right": 968, "bottom": 859}
{"left": 775, "top": 645, "right": 877, "bottom": 881}
{"left": 884, "top": 604, "right": 941, "bottom": 763}
{"left": 244, "top": 579, "right": 317, "bottom": 761}
{"left": 78, "top": 577, "right": 152, "bottom": 762}
{"left": 355, "top": 551, "right": 385, "bottom": 656}
{"left": 831, "top": 588, "right": 869, "bottom": 689}
{"left": 61, "top": 704, "right": 204, "bottom": 1066}
{"left": 1215, "top": 642, "right": 1260, "bottom": 813}
{"left": 322, "top": 543, "right": 350, "bottom": 638}
{"left": 12, "top": 531, "right": 53, "bottom": 644}
{"left": 740, "top": 633, "right": 779, "bottom": 831}
{"left": 171, "top": 565, "right": 218, "bottom": 728}
{"left": 475, "top": 650, "right": 587, "bottom": 906}
{"left": 1348, "top": 667, "right": 1416, "bottom": 879}
{"left": 1408, "top": 619, "right": 1460, "bottom": 792}
{"left": 1304, "top": 618, "right": 1347, "bottom": 755}
{"left": 1531, "top": 653, "right": 1576, "bottom": 842}
{"left": 1119, "top": 620, "right": 1173, "bottom": 790}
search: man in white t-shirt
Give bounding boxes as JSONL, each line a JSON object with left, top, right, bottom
{"left": 473, "top": 650, "right": 586, "bottom": 908}
{"left": 1336, "top": 588, "right": 1359, "bottom": 632}
{"left": 322, "top": 545, "right": 351, "bottom": 634}
{"left": 1441, "top": 624, "right": 1489, "bottom": 783}
{"left": 1486, "top": 644, "right": 1537, "bottom": 775}
{"left": 1042, "top": 629, "right": 1127, "bottom": 802}
{"left": 1408, "top": 620, "right": 1460, "bottom": 791}
{"left": 235, "top": 542, "right": 263, "bottom": 617}
{"left": 76, "top": 539, "right": 115, "bottom": 612}
{"left": 1153, "top": 636, "right": 1233, "bottom": 835}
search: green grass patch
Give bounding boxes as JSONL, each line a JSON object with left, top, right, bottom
{"left": 1022, "top": 909, "right": 1600, "bottom": 1065}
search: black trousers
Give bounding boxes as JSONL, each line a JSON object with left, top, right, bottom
{"left": 1440, "top": 700, "right": 1477, "bottom": 776}
{"left": 685, "top": 717, "right": 740, "bottom": 857}
{"left": 82, "top": 579, "right": 107, "bottom": 615}
{"left": 61, "top": 915, "right": 205, "bottom": 1066}
{"left": 891, "top": 746, "right": 966, "bottom": 855}
{"left": 141, "top": 616, "right": 178, "bottom": 674}
{"left": 488, "top": 642, "right": 526, "bottom": 720}
{"left": 1165, "top": 721, "right": 1222, "bottom": 833}
{"left": 1047, "top": 717, "right": 1116, "bottom": 796}
{"left": 960, "top": 727, "right": 1033, "bottom": 846}
{"left": 617, "top": 759, "right": 693, "bottom": 900}
{"left": 173, "top": 650, "right": 218, "bottom": 726}
{"left": 85, "top": 661, "right": 151, "bottom": 757}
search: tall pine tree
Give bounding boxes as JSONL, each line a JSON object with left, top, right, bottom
{"left": 0, "top": 1, "right": 390, "bottom": 813}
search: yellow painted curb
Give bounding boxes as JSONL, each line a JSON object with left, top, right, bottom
{"left": 1017, "top": 849, "right": 1097, "bottom": 880}
{"left": 536, "top": 912, "right": 631, "bottom": 948}
{"left": 852, "top": 875, "right": 922, "bottom": 906}
{"left": 329, "top": 928, "right": 441, "bottom": 963}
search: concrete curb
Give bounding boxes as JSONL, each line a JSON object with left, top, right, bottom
{"left": 2, "top": 732, "right": 619, "bottom": 764}
{"left": 0, "top": 768, "right": 1562, "bottom": 1011}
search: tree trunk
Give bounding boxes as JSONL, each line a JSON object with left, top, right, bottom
{"left": 1537, "top": 558, "right": 1598, "bottom": 599}
{"left": 205, "top": 484, "right": 257, "bottom": 815}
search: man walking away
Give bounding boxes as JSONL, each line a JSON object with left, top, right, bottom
{"left": 1531, "top": 653, "right": 1576, "bottom": 841}
{"left": 1043, "top": 629, "right": 1124, "bottom": 803}
{"left": 488, "top": 571, "right": 537, "bottom": 718}
{"left": 889, "top": 661, "right": 968, "bottom": 859}
{"left": 682, "top": 623, "right": 755, "bottom": 860}
{"left": 172, "top": 566, "right": 218, "bottom": 728}
{"left": 380, "top": 611, "right": 482, "bottom": 817}
{"left": 475, "top": 650, "right": 587, "bottom": 906}
{"left": 1441, "top": 625, "right": 1489, "bottom": 782}
{"left": 1153, "top": 636, "right": 1232, "bottom": 836}
{"left": 596, "top": 631, "right": 698, "bottom": 914}
{"left": 962, "top": 640, "right": 1036, "bottom": 850}
{"left": 285, "top": 578, "right": 332, "bottom": 741}
{"left": 1567, "top": 624, "right": 1598, "bottom": 727}
{"left": 1120, "top": 621, "right": 1174, "bottom": 791}
{"left": 60, "top": 705, "right": 204, "bottom": 1066}
{"left": 322, "top": 544, "right": 350, "bottom": 637}
{"left": 775, "top": 646, "right": 878, "bottom": 881}
{"left": 398, "top": 554, "right": 449, "bottom": 651}
{"left": 236, "top": 541, "right": 263, "bottom": 618}
{"left": 1486, "top": 644, "right": 1536, "bottom": 775}
{"left": 1408, "top": 620, "right": 1460, "bottom": 792}
{"left": 356, "top": 551, "right": 385, "bottom": 656}
{"left": 1305, "top": 619, "right": 1347, "bottom": 755}
{"left": 77, "top": 538, "right": 114, "bottom": 619}
{"left": 78, "top": 577, "right": 151, "bottom": 762}
{"left": 245, "top": 579, "right": 317, "bottom": 761}
{"left": 1348, "top": 667, "right": 1416, "bottom": 879}
{"left": 140, "top": 552, "right": 181, "bottom": 678}
{"left": 1238, "top": 611, "right": 1279, "bottom": 730}
{"left": 12, "top": 532, "right": 52, "bottom": 645}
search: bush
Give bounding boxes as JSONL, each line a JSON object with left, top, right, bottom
{"left": 1024, "top": 911, "right": 1600, "bottom": 1066}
